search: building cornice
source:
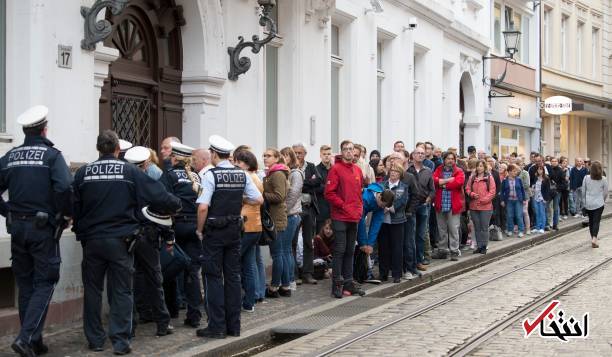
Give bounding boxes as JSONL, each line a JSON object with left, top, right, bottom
{"left": 542, "top": 84, "right": 612, "bottom": 106}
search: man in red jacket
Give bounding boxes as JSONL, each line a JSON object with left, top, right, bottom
{"left": 432, "top": 151, "right": 465, "bottom": 261}
{"left": 324, "top": 140, "right": 365, "bottom": 298}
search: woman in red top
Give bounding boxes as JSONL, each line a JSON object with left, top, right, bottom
{"left": 465, "top": 160, "right": 496, "bottom": 254}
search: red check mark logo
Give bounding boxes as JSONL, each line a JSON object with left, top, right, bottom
{"left": 523, "top": 300, "right": 560, "bottom": 337}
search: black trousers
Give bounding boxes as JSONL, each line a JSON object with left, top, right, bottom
{"left": 429, "top": 205, "right": 439, "bottom": 249}
{"left": 133, "top": 228, "right": 170, "bottom": 328}
{"left": 560, "top": 189, "right": 570, "bottom": 216}
{"left": 378, "top": 223, "right": 404, "bottom": 279}
{"left": 10, "top": 219, "right": 58, "bottom": 345}
{"left": 82, "top": 238, "right": 133, "bottom": 352}
{"left": 201, "top": 223, "right": 242, "bottom": 334}
{"left": 174, "top": 221, "right": 203, "bottom": 323}
{"left": 296, "top": 206, "right": 315, "bottom": 276}
{"left": 331, "top": 220, "right": 358, "bottom": 285}
{"left": 586, "top": 206, "right": 604, "bottom": 238}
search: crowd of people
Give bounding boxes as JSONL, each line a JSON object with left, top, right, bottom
{"left": 2, "top": 106, "right": 609, "bottom": 357}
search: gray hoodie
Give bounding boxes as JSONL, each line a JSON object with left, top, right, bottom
{"left": 286, "top": 168, "right": 304, "bottom": 216}
{"left": 582, "top": 175, "right": 608, "bottom": 210}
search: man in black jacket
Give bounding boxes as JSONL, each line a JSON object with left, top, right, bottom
{"left": 315, "top": 145, "right": 333, "bottom": 233}
{"left": 549, "top": 157, "right": 565, "bottom": 230}
{"left": 407, "top": 146, "right": 435, "bottom": 271}
{"left": 293, "top": 143, "right": 318, "bottom": 284}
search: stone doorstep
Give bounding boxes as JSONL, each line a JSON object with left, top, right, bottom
{"left": 174, "top": 213, "right": 610, "bottom": 357}
{"left": 0, "top": 297, "right": 83, "bottom": 336}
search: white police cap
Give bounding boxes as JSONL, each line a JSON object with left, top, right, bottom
{"left": 119, "top": 139, "right": 133, "bottom": 152}
{"left": 209, "top": 135, "right": 235, "bottom": 155}
{"left": 124, "top": 146, "right": 150, "bottom": 165}
{"left": 17, "top": 105, "right": 49, "bottom": 128}
{"left": 141, "top": 206, "right": 173, "bottom": 226}
{"left": 171, "top": 142, "right": 194, "bottom": 157}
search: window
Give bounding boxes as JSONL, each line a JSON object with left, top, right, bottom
{"left": 543, "top": 9, "right": 550, "bottom": 65}
{"left": 377, "top": 41, "right": 384, "bottom": 150}
{"left": 521, "top": 17, "right": 529, "bottom": 64}
{"left": 561, "top": 15, "right": 568, "bottom": 70}
{"left": 331, "top": 24, "right": 342, "bottom": 151}
{"left": 592, "top": 28, "right": 599, "bottom": 79}
{"left": 0, "top": 0, "right": 5, "bottom": 132}
{"left": 265, "top": 46, "right": 278, "bottom": 148}
{"left": 577, "top": 22, "right": 583, "bottom": 74}
{"left": 494, "top": 3, "right": 502, "bottom": 52}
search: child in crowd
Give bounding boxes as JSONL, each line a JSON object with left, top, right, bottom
{"left": 313, "top": 219, "right": 334, "bottom": 280}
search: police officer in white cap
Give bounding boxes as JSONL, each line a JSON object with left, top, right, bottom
{"left": 0, "top": 105, "right": 73, "bottom": 356}
{"left": 159, "top": 141, "right": 204, "bottom": 328}
{"left": 196, "top": 135, "right": 263, "bottom": 339}
{"left": 118, "top": 139, "right": 133, "bottom": 161}
{"left": 125, "top": 147, "right": 176, "bottom": 337}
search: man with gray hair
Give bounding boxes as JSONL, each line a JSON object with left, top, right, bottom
{"left": 292, "top": 143, "right": 318, "bottom": 284}
{"left": 160, "top": 137, "right": 181, "bottom": 170}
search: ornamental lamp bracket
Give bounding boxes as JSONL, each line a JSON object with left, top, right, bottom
{"left": 81, "top": 0, "right": 129, "bottom": 51}
{"left": 227, "top": 0, "right": 278, "bottom": 81}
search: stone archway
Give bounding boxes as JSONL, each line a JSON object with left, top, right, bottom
{"left": 99, "top": 0, "right": 185, "bottom": 150}
{"left": 459, "top": 71, "right": 477, "bottom": 155}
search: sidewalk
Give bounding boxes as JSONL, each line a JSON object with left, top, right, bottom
{"left": 0, "top": 208, "right": 608, "bottom": 357}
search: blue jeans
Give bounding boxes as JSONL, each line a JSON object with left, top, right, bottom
{"left": 534, "top": 200, "right": 547, "bottom": 230}
{"left": 403, "top": 217, "right": 417, "bottom": 274}
{"left": 255, "top": 245, "right": 266, "bottom": 300}
{"left": 505, "top": 200, "right": 525, "bottom": 233}
{"left": 552, "top": 194, "right": 560, "bottom": 227}
{"left": 270, "top": 215, "right": 301, "bottom": 287}
{"left": 286, "top": 215, "right": 302, "bottom": 283}
{"left": 414, "top": 204, "right": 430, "bottom": 264}
{"left": 241, "top": 232, "right": 260, "bottom": 310}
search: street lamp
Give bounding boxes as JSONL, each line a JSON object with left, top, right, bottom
{"left": 227, "top": 0, "right": 278, "bottom": 81}
{"left": 482, "top": 25, "right": 522, "bottom": 99}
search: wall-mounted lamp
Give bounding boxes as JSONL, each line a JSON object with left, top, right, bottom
{"left": 364, "top": 0, "right": 384, "bottom": 14}
{"left": 482, "top": 26, "right": 522, "bottom": 99}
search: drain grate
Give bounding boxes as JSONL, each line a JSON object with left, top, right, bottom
{"left": 273, "top": 297, "right": 387, "bottom": 334}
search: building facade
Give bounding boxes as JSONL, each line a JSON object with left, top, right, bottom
{"left": 539, "top": 0, "right": 612, "bottom": 172}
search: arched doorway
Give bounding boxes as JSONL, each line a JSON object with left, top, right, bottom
{"left": 99, "top": 0, "right": 185, "bottom": 150}
{"left": 459, "top": 72, "right": 476, "bottom": 156}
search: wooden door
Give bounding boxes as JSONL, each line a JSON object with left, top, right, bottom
{"left": 99, "top": 0, "right": 185, "bottom": 150}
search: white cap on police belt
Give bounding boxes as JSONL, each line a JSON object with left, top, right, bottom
{"left": 17, "top": 105, "right": 49, "bottom": 128}
{"left": 209, "top": 135, "right": 235, "bottom": 155}
{"left": 119, "top": 139, "right": 133, "bottom": 152}
{"left": 171, "top": 142, "right": 194, "bottom": 157}
{"left": 141, "top": 206, "right": 173, "bottom": 226}
{"left": 124, "top": 146, "right": 150, "bottom": 165}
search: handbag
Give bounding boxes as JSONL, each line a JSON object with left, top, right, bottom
{"left": 259, "top": 201, "right": 276, "bottom": 245}
{"left": 160, "top": 242, "right": 191, "bottom": 281}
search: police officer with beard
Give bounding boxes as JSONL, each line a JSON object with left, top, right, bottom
{"left": 0, "top": 106, "right": 72, "bottom": 357}
{"left": 160, "top": 142, "right": 203, "bottom": 328}
{"left": 196, "top": 135, "right": 263, "bottom": 339}
{"left": 124, "top": 146, "right": 175, "bottom": 337}
{"left": 73, "top": 131, "right": 181, "bottom": 355}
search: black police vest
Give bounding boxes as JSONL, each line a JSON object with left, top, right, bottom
{"left": 161, "top": 165, "right": 199, "bottom": 218}
{"left": 0, "top": 136, "right": 72, "bottom": 216}
{"left": 208, "top": 166, "right": 246, "bottom": 217}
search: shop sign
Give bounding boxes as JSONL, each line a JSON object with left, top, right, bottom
{"left": 544, "top": 96, "right": 572, "bottom": 115}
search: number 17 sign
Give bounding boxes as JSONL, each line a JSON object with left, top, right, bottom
{"left": 58, "top": 45, "right": 72, "bottom": 69}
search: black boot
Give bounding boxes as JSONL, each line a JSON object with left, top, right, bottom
{"left": 343, "top": 281, "right": 365, "bottom": 296}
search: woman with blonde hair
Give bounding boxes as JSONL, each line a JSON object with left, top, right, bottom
{"left": 582, "top": 161, "right": 608, "bottom": 248}
{"left": 160, "top": 143, "right": 203, "bottom": 327}
{"left": 280, "top": 147, "right": 304, "bottom": 289}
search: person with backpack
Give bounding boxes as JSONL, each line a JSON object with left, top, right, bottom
{"left": 465, "top": 160, "right": 496, "bottom": 254}
{"left": 501, "top": 164, "right": 528, "bottom": 237}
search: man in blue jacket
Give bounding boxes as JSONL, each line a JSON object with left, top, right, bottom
{"left": 357, "top": 183, "right": 394, "bottom": 281}
{"left": 569, "top": 157, "right": 589, "bottom": 217}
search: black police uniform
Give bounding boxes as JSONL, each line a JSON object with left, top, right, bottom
{"left": 132, "top": 217, "right": 174, "bottom": 334}
{"left": 72, "top": 154, "right": 181, "bottom": 352}
{"left": 201, "top": 165, "right": 246, "bottom": 335}
{"left": 160, "top": 162, "right": 203, "bottom": 326}
{"left": 0, "top": 135, "right": 72, "bottom": 350}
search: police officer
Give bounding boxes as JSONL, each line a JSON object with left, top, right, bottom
{"left": 118, "top": 139, "right": 133, "bottom": 161}
{"left": 0, "top": 105, "right": 73, "bottom": 357}
{"left": 72, "top": 130, "right": 181, "bottom": 355}
{"left": 159, "top": 142, "right": 203, "bottom": 328}
{"left": 196, "top": 135, "right": 263, "bottom": 339}
{"left": 124, "top": 146, "right": 175, "bottom": 337}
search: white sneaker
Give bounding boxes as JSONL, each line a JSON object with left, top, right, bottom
{"left": 526, "top": 230, "right": 532, "bottom": 235}
{"left": 563, "top": 215, "right": 568, "bottom": 220}
{"left": 573, "top": 214, "right": 580, "bottom": 218}
{"left": 289, "top": 281, "right": 297, "bottom": 291}
{"left": 518, "top": 232, "right": 524, "bottom": 238}
{"left": 402, "top": 272, "right": 414, "bottom": 280}
{"left": 505, "top": 231, "right": 512, "bottom": 237}
{"left": 243, "top": 306, "right": 255, "bottom": 313}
